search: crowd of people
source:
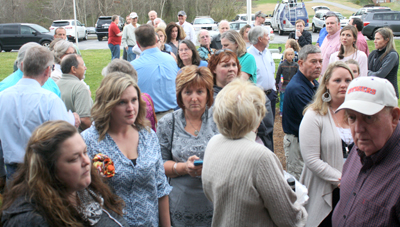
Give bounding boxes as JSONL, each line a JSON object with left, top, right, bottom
{"left": 0, "top": 8, "right": 399, "bottom": 227}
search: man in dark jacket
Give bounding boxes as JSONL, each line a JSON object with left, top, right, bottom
{"left": 288, "top": 19, "right": 312, "bottom": 47}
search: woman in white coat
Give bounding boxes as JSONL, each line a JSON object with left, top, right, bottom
{"left": 299, "top": 61, "right": 354, "bottom": 226}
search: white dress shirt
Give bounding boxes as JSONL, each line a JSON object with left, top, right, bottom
{"left": 176, "top": 21, "right": 196, "bottom": 45}
{"left": 248, "top": 45, "right": 276, "bottom": 91}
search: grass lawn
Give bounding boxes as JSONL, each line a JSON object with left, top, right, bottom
{"left": 1, "top": 42, "right": 399, "bottom": 106}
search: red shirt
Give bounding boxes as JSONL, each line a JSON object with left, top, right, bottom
{"left": 108, "top": 22, "right": 121, "bottom": 45}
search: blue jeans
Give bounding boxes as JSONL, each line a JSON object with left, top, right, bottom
{"left": 280, "top": 91, "right": 285, "bottom": 113}
{"left": 108, "top": 44, "right": 120, "bottom": 60}
{"left": 5, "top": 163, "right": 18, "bottom": 180}
{"left": 267, "top": 90, "right": 277, "bottom": 119}
{"left": 127, "top": 46, "right": 137, "bottom": 62}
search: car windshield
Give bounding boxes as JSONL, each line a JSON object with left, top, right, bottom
{"left": 29, "top": 24, "right": 49, "bottom": 33}
{"left": 334, "top": 12, "right": 344, "bottom": 20}
{"left": 240, "top": 15, "right": 255, "bottom": 21}
{"left": 97, "top": 19, "right": 112, "bottom": 25}
{"left": 52, "top": 21, "right": 70, "bottom": 27}
{"left": 194, "top": 18, "right": 214, "bottom": 24}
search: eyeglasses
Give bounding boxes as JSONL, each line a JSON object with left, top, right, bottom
{"left": 215, "top": 49, "right": 234, "bottom": 55}
{"left": 50, "top": 64, "right": 55, "bottom": 71}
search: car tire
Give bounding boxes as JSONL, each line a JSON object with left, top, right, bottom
{"left": 312, "top": 24, "right": 317, "bottom": 33}
{"left": 368, "top": 29, "right": 379, "bottom": 40}
{"left": 4, "top": 49, "right": 12, "bottom": 52}
{"left": 41, "top": 41, "right": 51, "bottom": 49}
{"left": 278, "top": 26, "right": 284, "bottom": 35}
{"left": 83, "top": 32, "right": 88, "bottom": 40}
{"left": 97, "top": 36, "right": 103, "bottom": 41}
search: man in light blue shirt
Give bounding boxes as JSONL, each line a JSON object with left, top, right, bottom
{"left": 0, "top": 42, "right": 61, "bottom": 96}
{"left": 131, "top": 24, "right": 179, "bottom": 120}
{"left": 0, "top": 46, "right": 78, "bottom": 181}
{"left": 248, "top": 26, "right": 277, "bottom": 118}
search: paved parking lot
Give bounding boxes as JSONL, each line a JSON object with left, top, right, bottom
{"left": 77, "top": 32, "right": 321, "bottom": 50}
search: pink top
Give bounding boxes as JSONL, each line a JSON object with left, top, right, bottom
{"left": 356, "top": 31, "right": 370, "bottom": 57}
{"left": 329, "top": 50, "right": 368, "bottom": 77}
{"left": 142, "top": 93, "right": 157, "bottom": 132}
{"left": 320, "top": 30, "right": 341, "bottom": 75}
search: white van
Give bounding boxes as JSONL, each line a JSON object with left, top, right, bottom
{"left": 270, "top": 0, "right": 309, "bottom": 35}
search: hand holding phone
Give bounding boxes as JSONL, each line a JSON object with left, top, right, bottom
{"left": 193, "top": 160, "right": 203, "bottom": 166}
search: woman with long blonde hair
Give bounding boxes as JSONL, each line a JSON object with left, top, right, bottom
{"left": 82, "top": 72, "right": 172, "bottom": 226}
{"left": 299, "top": 61, "right": 354, "bottom": 226}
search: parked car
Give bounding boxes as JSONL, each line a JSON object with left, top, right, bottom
{"left": 233, "top": 14, "right": 255, "bottom": 22}
{"left": 336, "top": 12, "right": 349, "bottom": 27}
{"left": 233, "top": 13, "right": 271, "bottom": 26}
{"left": 0, "top": 23, "right": 53, "bottom": 52}
{"left": 270, "top": 0, "right": 309, "bottom": 35}
{"left": 229, "top": 21, "right": 275, "bottom": 41}
{"left": 312, "top": 10, "right": 329, "bottom": 33}
{"left": 312, "top": 10, "right": 349, "bottom": 33}
{"left": 49, "top": 20, "right": 87, "bottom": 41}
{"left": 362, "top": 11, "right": 400, "bottom": 40}
{"left": 95, "top": 16, "right": 125, "bottom": 41}
{"left": 350, "top": 6, "right": 391, "bottom": 19}
{"left": 86, "top": 27, "right": 96, "bottom": 34}
{"left": 192, "top": 16, "right": 218, "bottom": 32}
{"left": 312, "top": 6, "right": 330, "bottom": 12}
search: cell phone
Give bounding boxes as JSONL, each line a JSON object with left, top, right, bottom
{"left": 194, "top": 160, "right": 203, "bottom": 166}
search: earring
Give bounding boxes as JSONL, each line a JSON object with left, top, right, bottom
{"left": 322, "top": 90, "right": 331, "bottom": 102}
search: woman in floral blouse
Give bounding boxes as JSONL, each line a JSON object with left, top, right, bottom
{"left": 82, "top": 72, "right": 172, "bottom": 226}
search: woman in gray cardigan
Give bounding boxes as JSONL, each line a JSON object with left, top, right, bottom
{"left": 299, "top": 61, "right": 354, "bottom": 226}
{"left": 202, "top": 79, "right": 307, "bottom": 227}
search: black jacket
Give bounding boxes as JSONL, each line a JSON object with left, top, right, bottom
{"left": 288, "top": 30, "right": 312, "bottom": 47}
{"left": 210, "top": 34, "right": 222, "bottom": 50}
{"left": 368, "top": 48, "right": 399, "bottom": 98}
{"left": 213, "top": 85, "right": 275, "bottom": 151}
{"left": 1, "top": 196, "right": 129, "bottom": 227}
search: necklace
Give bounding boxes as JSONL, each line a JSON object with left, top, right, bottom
{"left": 187, "top": 117, "right": 200, "bottom": 136}
{"left": 330, "top": 107, "right": 352, "bottom": 154}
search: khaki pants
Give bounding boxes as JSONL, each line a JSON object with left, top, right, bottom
{"left": 156, "top": 109, "right": 174, "bottom": 121}
{"left": 283, "top": 134, "right": 304, "bottom": 180}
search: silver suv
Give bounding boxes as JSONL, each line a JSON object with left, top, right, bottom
{"left": 350, "top": 6, "right": 391, "bottom": 19}
{"left": 192, "top": 16, "right": 218, "bottom": 32}
{"left": 312, "top": 10, "right": 329, "bottom": 33}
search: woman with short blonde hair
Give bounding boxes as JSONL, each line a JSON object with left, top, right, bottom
{"left": 157, "top": 65, "right": 218, "bottom": 226}
{"left": 202, "top": 79, "right": 307, "bottom": 226}
{"left": 82, "top": 72, "right": 172, "bottom": 226}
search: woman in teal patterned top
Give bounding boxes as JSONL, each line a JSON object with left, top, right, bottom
{"left": 82, "top": 72, "right": 172, "bottom": 226}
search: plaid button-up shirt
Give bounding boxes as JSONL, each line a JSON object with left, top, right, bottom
{"left": 332, "top": 123, "right": 400, "bottom": 226}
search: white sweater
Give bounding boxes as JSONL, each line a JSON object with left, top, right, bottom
{"left": 202, "top": 132, "right": 307, "bottom": 227}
